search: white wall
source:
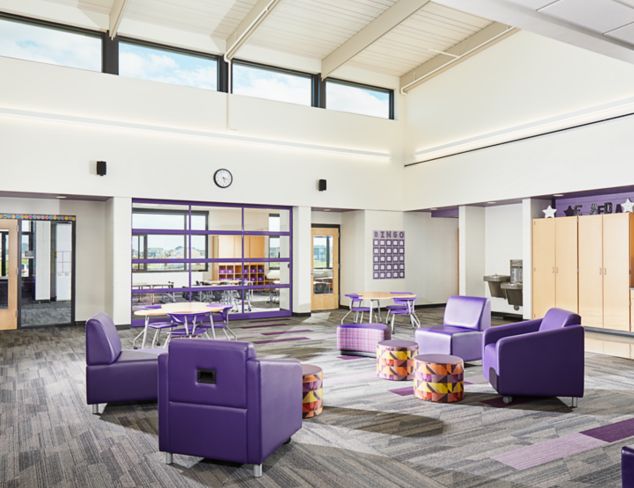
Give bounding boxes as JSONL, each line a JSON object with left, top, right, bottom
{"left": 293, "top": 206, "right": 311, "bottom": 314}
{"left": 311, "top": 210, "right": 342, "bottom": 226}
{"left": 403, "top": 31, "right": 634, "bottom": 210}
{"left": 459, "top": 206, "right": 485, "bottom": 297}
{"left": 484, "top": 204, "right": 523, "bottom": 314}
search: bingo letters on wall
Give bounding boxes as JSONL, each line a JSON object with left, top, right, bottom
{"left": 373, "top": 230, "right": 405, "bottom": 279}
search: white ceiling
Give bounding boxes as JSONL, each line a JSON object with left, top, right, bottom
{"left": 1, "top": 0, "right": 507, "bottom": 88}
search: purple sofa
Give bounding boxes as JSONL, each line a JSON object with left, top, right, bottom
{"left": 623, "top": 446, "right": 634, "bottom": 488}
{"left": 159, "top": 340, "right": 302, "bottom": 477}
{"left": 482, "top": 308, "right": 583, "bottom": 405}
{"left": 414, "top": 296, "right": 491, "bottom": 361}
{"left": 86, "top": 312, "right": 163, "bottom": 413}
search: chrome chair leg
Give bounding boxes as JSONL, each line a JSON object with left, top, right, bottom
{"left": 92, "top": 404, "right": 99, "bottom": 415}
{"left": 253, "top": 464, "right": 263, "bottom": 478}
{"left": 165, "top": 453, "right": 173, "bottom": 464}
{"left": 571, "top": 397, "right": 578, "bottom": 408}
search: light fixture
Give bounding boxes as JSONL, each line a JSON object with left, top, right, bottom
{"left": 56, "top": 195, "right": 67, "bottom": 199}
{"left": 323, "top": 208, "right": 331, "bottom": 212}
{"left": 553, "top": 193, "right": 565, "bottom": 197}
{"left": 487, "top": 201, "right": 497, "bottom": 204}
{"left": 430, "top": 207, "right": 438, "bottom": 211}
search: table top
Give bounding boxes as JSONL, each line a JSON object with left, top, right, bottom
{"left": 357, "top": 291, "right": 415, "bottom": 301}
{"left": 133, "top": 302, "right": 227, "bottom": 317}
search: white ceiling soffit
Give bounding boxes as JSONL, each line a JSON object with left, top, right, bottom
{"left": 433, "top": 0, "right": 634, "bottom": 64}
{"left": 320, "top": 0, "right": 431, "bottom": 79}
{"left": 225, "top": 0, "right": 281, "bottom": 60}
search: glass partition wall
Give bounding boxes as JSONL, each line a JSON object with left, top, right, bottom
{"left": 131, "top": 199, "right": 292, "bottom": 324}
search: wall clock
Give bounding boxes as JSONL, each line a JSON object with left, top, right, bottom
{"left": 213, "top": 168, "right": 233, "bottom": 189}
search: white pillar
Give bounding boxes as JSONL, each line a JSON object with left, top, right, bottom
{"left": 522, "top": 198, "right": 549, "bottom": 319}
{"left": 458, "top": 206, "right": 485, "bottom": 296}
{"left": 106, "top": 197, "right": 131, "bottom": 325}
{"left": 292, "top": 206, "right": 311, "bottom": 314}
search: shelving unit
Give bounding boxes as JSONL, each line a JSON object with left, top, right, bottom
{"left": 215, "top": 263, "right": 267, "bottom": 284}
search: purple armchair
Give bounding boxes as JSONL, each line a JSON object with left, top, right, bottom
{"left": 159, "top": 340, "right": 302, "bottom": 477}
{"left": 414, "top": 296, "right": 491, "bottom": 361}
{"left": 482, "top": 308, "right": 584, "bottom": 405}
{"left": 623, "top": 446, "right": 634, "bottom": 488}
{"left": 86, "top": 312, "right": 163, "bottom": 413}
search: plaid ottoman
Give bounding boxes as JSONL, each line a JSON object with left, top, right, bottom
{"left": 337, "top": 323, "right": 391, "bottom": 357}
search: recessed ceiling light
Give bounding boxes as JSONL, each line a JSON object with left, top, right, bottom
{"left": 323, "top": 208, "right": 331, "bottom": 212}
{"left": 487, "top": 201, "right": 497, "bottom": 204}
{"left": 553, "top": 194, "right": 565, "bottom": 197}
{"left": 430, "top": 207, "right": 438, "bottom": 211}
{"left": 56, "top": 195, "right": 67, "bottom": 199}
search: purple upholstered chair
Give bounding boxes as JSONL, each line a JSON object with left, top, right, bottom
{"left": 159, "top": 340, "right": 302, "bottom": 477}
{"left": 623, "top": 446, "right": 634, "bottom": 488}
{"left": 86, "top": 312, "right": 163, "bottom": 414}
{"left": 482, "top": 308, "right": 583, "bottom": 406}
{"left": 414, "top": 296, "right": 491, "bottom": 361}
{"left": 340, "top": 293, "right": 371, "bottom": 324}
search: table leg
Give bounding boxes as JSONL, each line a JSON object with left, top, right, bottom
{"left": 141, "top": 316, "right": 149, "bottom": 349}
{"left": 369, "top": 301, "right": 373, "bottom": 323}
{"left": 209, "top": 312, "right": 216, "bottom": 339}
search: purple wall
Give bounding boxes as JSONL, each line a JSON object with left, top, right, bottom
{"left": 554, "top": 191, "right": 634, "bottom": 217}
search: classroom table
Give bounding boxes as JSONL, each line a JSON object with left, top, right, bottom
{"left": 356, "top": 291, "right": 416, "bottom": 323}
{"left": 133, "top": 302, "right": 228, "bottom": 349}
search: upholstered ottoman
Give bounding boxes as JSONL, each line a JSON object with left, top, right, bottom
{"left": 337, "top": 323, "right": 391, "bottom": 357}
{"left": 414, "top": 354, "right": 464, "bottom": 403}
{"left": 376, "top": 339, "right": 418, "bottom": 381}
{"left": 302, "top": 364, "right": 323, "bottom": 419}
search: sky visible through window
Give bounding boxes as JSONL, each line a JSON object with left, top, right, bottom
{"left": 233, "top": 63, "right": 312, "bottom": 106}
{"left": 326, "top": 81, "right": 390, "bottom": 118}
{"left": 119, "top": 42, "right": 217, "bottom": 90}
{"left": 0, "top": 18, "right": 101, "bottom": 71}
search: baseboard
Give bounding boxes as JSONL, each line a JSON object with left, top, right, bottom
{"left": 292, "top": 312, "right": 312, "bottom": 317}
{"left": 584, "top": 326, "right": 634, "bottom": 339}
{"left": 415, "top": 303, "right": 445, "bottom": 309}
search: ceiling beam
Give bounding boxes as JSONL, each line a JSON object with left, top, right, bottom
{"left": 321, "top": 0, "right": 431, "bottom": 79}
{"left": 400, "top": 22, "right": 516, "bottom": 92}
{"left": 109, "top": 0, "right": 128, "bottom": 39}
{"left": 225, "top": 0, "right": 281, "bottom": 61}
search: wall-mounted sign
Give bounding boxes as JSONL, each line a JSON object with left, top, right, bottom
{"left": 555, "top": 192, "right": 634, "bottom": 217}
{"left": 372, "top": 230, "right": 405, "bottom": 280}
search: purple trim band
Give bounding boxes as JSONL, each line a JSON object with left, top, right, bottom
{"left": 133, "top": 197, "right": 292, "bottom": 211}
{"left": 132, "top": 257, "right": 290, "bottom": 264}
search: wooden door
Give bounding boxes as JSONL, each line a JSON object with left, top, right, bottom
{"left": 578, "top": 215, "right": 603, "bottom": 327}
{"left": 555, "top": 216, "right": 578, "bottom": 312}
{"left": 0, "top": 219, "right": 18, "bottom": 330}
{"left": 311, "top": 227, "right": 339, "bottom": 311}
{"left": 532, "top": 218, "right": 556, "bottom": 319}
{"left": 602, "top": 213, "right": 631, "bottom": 331}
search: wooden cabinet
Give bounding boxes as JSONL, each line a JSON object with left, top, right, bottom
{"left": 577, "top": 213, "right": 633, "bottom": 331}
{"left": 532, "top": 217, "right": 578, "bottom": 318}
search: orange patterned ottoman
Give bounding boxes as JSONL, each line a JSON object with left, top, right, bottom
{"left": 302, "top": 364, "right": 323, "bottom": 418}
{"left": 413, "top": 354, "right": 464, "bottom": 403}
{"left": 376, "top": 340, "right": 418, "bottom": 381}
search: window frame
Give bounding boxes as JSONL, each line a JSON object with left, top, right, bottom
{"left": 323, "top": 77, "right": 394, "bottom": 120}
{"left": 132, "top": 208, "right": 209, "bottom": 273}
{"left": 0, "top": 12, "right": 104, "bottom": 72}
{"left": 117, "top": 36, "right": 222, "bottom": 90}
{"left": 231, "top": 59, "right": 317, "bottom": 107}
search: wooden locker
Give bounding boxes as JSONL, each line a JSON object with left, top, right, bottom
{"left": 602, "top": 213, "right": 631, "bottom": 331}
{"left": 532, "top": 218, "right": 556, "bottom": 319}
{"left": 578, "top": 215, "right": 603, "bottom": 327}
{"left": 555, "top": 216, "right": 578, "bottom": 313}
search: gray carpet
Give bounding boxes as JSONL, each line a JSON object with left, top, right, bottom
{"left": 0, "top": 307, "right": 630, "bottom": 487}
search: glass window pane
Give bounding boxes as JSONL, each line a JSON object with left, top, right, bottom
{"left": 233, "top": 62, "right": 312, "bottom": 106}
{"left": 145, "top": 235, "right": 186, "bottom": 271}
{"left": 0, "top": 232, "right": 8, "bottom": 307}
{"left": 133, "top": 211, "right": 186, "bottom": 230}
{"left": 0, "top": 18, "right": 101, "bottom": 71}
{"left": 325, "top": 80, "right": 391, "bottom": 118}
{"left": 199, "top": 206, "right": 242, "bottom": 232}
{"left": 119, "top": 42, "right": 217, "bottom": 90}
{"left": 191, "top": 213, "right": 207, "bottom": 230}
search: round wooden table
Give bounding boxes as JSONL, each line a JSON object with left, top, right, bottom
{"left": 133, "top": 302, "right": 228, "bottom": 349}
{"left": 357, "top": 292, "right": 416, "bottom": 322}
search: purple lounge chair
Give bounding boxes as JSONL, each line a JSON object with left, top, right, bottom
{"left": 414, "top": 296, "right": 491, "bottom": 361}
{"left": 482, "top": 307, "right": 583, "bottom": 406}
{"left": 623, "top": 446, "right": 634, "bottom": 488}
{"left": 159, "top": 340, "right": 302, "bottom": 477}
{"left": 86, "top": 312, "right": 163, "bottom": 414}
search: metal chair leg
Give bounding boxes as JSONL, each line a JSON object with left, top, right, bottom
{"left": 340, "top": 310, "right": 351, "bottom": 325}
{"left": 571, "top": 397, "right": 578, "bottom": 408}
{"left": 92, "top": 404, "right": 99, "bottom": 415}
{"left": 253, "top": 464, "right": 263, "bottom": 478}
{"left": 165, "top": 453, "right": 173, "bottom": 464}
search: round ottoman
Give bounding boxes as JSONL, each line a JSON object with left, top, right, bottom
{"left": 337, "top": 322, "right": 391, "bottom": 357}
{"left": 302, "top": 364, "right": 323, "bottom": 418}
{"left": 413, "top": 354, "right": 464, "bottom": 403}
{"left": 376, "top": 339, "right": 418, "bottom": 381}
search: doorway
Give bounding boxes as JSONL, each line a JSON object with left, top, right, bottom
{"left": 311, "top": 226, "right": 339, "bottom": 311}
{"left": 0, "top": 219, "right": 18, "bottom": 330}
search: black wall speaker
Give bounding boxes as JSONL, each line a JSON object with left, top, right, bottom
{"left": 318, "top": 179, "right": 327, "bottom": 191}
{"left": 96, "top": 161, "right": 107, "bottom": 176}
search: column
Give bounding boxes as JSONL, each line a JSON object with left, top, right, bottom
{"left": 292, "top": 206, "right": 311, "bottom": 314}
{"left": 458, "top": 206, "right": 485, "bottom": 296}
{"left": 106, "top": 196, "right": 132, "bottom": 325}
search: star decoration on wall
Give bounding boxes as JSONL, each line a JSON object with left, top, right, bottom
{"left": 622, "top": 198, "right": 634, "bottom": 213}
{"left": 542, "top": 205, "right": 556, "bottom": 218}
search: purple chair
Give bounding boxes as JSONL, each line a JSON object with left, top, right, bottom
{"left": 482, "top": 308, "right": 583, "bottom": 406}
{"left": 623, "top": 446, "right": 634, "bottom": 488}
{"left": 414, "top": 296, "right": 491, "bottom": 361}
{"left": 340, "top": 293, "right": 371, "bottom": 324}
{"left": 86, "top": 312, "right": 163, "bottom": 414}
{"left": 159, "top": 340, "right": 302, "bottom": 477}
{"left": 195, "top": 304, "right": 237, "bottom": 340}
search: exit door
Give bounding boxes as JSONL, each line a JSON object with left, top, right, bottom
{"left": 0, "top": 219, "right": 18, "bottom": 330}
{"left": 311, "top": 226, "right": 339, "bottom": 311}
